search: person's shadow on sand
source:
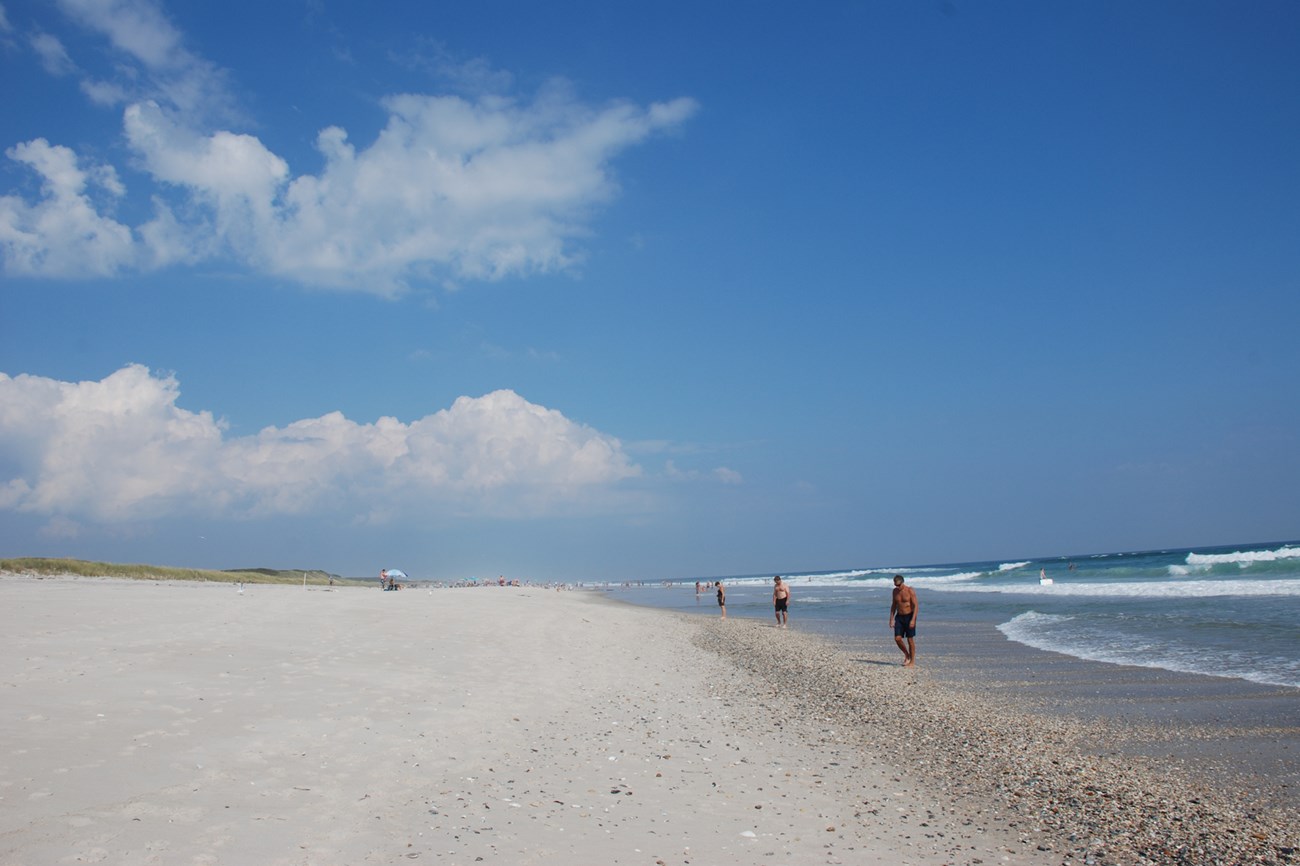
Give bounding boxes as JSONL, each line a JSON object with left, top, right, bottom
{"left": 851, "top": 658, "right": 899, "bottom": 667}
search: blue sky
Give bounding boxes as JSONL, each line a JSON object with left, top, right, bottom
{"left": 2, "top": 1, "right": 1297, "bottom": 581}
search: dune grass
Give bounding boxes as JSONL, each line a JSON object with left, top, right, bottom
{"left": 0, "top": 557, "right": 364, "bottom": 586}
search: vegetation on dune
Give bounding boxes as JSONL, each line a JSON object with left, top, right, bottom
{"left": 0, "top": 557, "right": 365, "bottom": 586}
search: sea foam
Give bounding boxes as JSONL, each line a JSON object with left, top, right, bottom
{"left": 1185, "top": 544, "right": 1300, "bottom": 567}
{"left": 935, "top": 578, "right": 1300, "bottom": 599}
{"left": 998, "top": 611, "right": 1300, "bottom": 688}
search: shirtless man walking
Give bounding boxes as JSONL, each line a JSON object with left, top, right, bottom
{"left": 889, "top": 574, "right": 918, "bottom": 666}
{"left": 773, "top": 576, "right": 790, "bottom": 628}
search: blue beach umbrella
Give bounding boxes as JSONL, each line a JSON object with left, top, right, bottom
{"left": 385, "top": 569, "right": 408, "bottom": 579}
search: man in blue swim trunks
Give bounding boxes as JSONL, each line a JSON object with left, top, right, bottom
{"left": 889, "top": 574, "right": 918, "bottom": 666}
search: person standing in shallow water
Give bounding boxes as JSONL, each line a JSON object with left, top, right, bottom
{"left": 716, "top": 581, "right": 726, "bottom": 619}
{"left": 890, "top": 574, "right": 918, "bottom": 666}
{"left": 773, "top": 576, "right": 790, "bottom": 628}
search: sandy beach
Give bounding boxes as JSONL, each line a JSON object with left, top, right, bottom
{"left": 1, "top": 576, "right": 1295, "bottom": 866}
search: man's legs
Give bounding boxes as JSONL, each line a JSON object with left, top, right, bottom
{"left": 895, "top": 634, "right": 910, "bottom": 663}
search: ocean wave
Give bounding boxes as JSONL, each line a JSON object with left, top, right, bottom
{"left": 720, "top": 569, "right": 989, "bottom": 588}
{"left": 920, "top": 571, "right": 986, "bottom": 583}
{"left": 997, "top": 611, "right": 1300, "bottom": 688}
{"left": 1185, "top": 544, "right": 1300, "bottom": 567}
{"left": 785, "top": 569, "right": 878, "bottom": 581}
{"left": 935, "top": 578, "right": 1300, "bottom": 599}
{"left": 998, "top": 561, "right": 1030, "bottom": 572}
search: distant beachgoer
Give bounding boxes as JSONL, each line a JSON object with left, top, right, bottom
{"left": 379, "top": 569, "right": 388, "bottom": 591}
{"left": 716, "top": 581, "right": 726, "bottom": 619}
{"left": 773, "top": 576, "right": 790, "bottom": 628}
{"left": 890, "top": 574, "right": 918, "bottom": 666}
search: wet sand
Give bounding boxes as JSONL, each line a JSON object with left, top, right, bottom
{"left": 698, "top": 612, "right": 1298, "bottom": 865}
{"left": 873, "top": 618, "right": 1300, "bottom": 812}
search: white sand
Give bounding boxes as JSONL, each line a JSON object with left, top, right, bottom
{"left": 0, "top": 577, "right": 1052, "bottom": 866}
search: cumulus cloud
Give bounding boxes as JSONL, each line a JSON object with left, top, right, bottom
{"left": 270, "top": 90, "right": 696, "bottom": 291}
{"left": 121, "top": 89, "right": 692, "bottom": 293}
{"left": 0, "top": 366, "right": 642, "bottom": 522}
{"left": 0, "top": 138, "right": 137, "bottom": 277}
{"left": 2, "top": 89, "right": 696, "bottom": 292}
{"left": 1, "top": 0, "right": 697, "bottom": 292}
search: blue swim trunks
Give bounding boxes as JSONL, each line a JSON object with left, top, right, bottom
{"left": 894, "top": 613, "right": 915, "bottom": 639}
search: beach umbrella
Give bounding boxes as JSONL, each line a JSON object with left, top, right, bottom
{"left": 386, "top": 569, "right": 408, "bottom": 579}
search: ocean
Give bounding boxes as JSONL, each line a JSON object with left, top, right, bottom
{"left": 602, "top": 540, "right": 1300, "bottom": 690}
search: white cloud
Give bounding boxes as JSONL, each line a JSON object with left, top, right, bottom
{"left": 54, "top": 0, "right": 236, "bottom": 120}
{"left": 58, "top": 0, "right": 183, "bottom": 68}
{"left": 713, "top": 467, "right": 743, "bottom": 485}
{"left": 30, "top": 31, "right": 77, "bottom": 76}
{"left": 0, "top": 365, "right": 642, "bottom": 523}
{"left": 120, "top": 89, "right": 693, "bottom": 293}
{"left": 3, "top": 89, "right": 696, "bottom": 291}
{"left": 0, "top": 139, "right": 136, "bottom": 277}
{"left": 79, "top": 78, "right": 131, "bottom": 107}
{"left": 124, "top": 101, "right": 288, "bottom": 261}
{"left": 2, "top": 0, "right": 697, "bottom": 291}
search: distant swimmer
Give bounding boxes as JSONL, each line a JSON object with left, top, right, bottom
{"left": 773, "top": 576, "right": 790, "bottom": 628}
{"left": 716, "top": 581, "right": 726, "bottom": 619}
{"left": 889, "top": 574, "right": 918, "bottom": 666}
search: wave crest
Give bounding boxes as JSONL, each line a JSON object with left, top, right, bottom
{"left": 1186, "top": 545, "right": 1300, "bottom": 567}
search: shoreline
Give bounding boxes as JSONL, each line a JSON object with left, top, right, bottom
{"left": 796, "top": 614, "right": 1300, "bottom": 814}
{"left": 1, "top": 575, "right": 1295, "bottom": 865}
{"left": 610, "top": 582, "right": 1300, "bottom": 814}
{"left": 686, "top": 611, "right": 1297, "bottom": 865}
{"left": 912, "top": 617, "right": 1299, "bottom": 811}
